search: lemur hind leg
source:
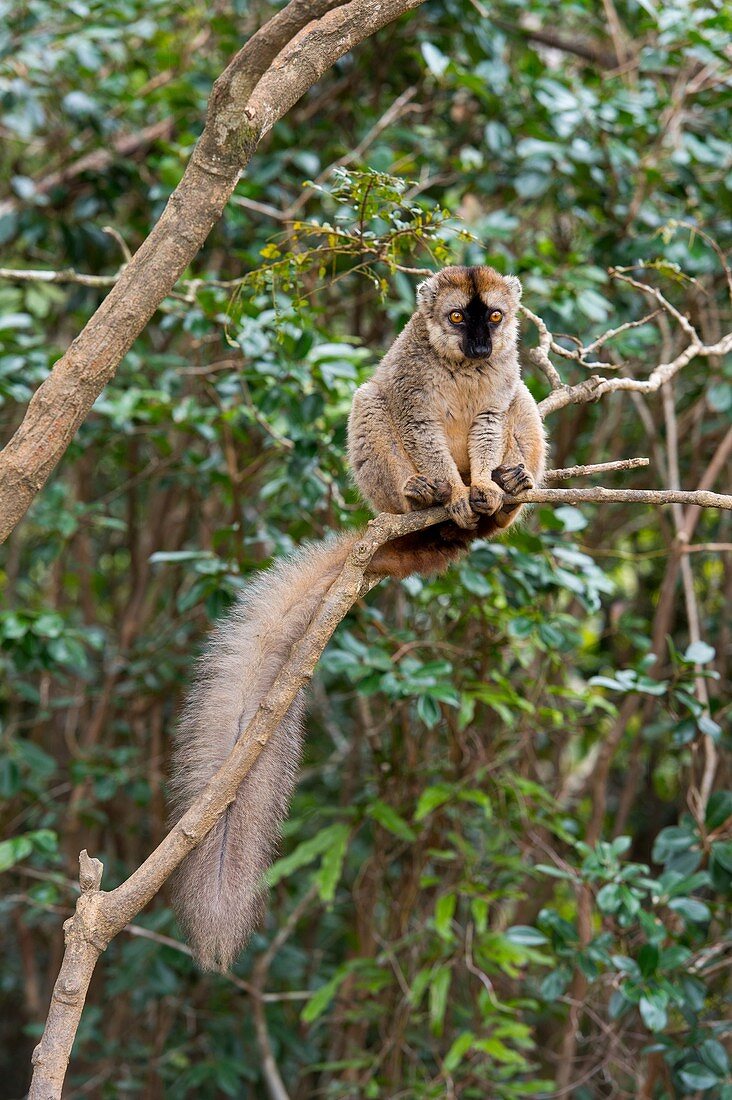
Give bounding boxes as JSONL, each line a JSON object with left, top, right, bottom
{"left": 349, "top": 382, "right": 449, "bottom": 514}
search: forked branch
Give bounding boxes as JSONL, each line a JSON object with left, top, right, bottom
{"left": 0, "top": 0, "right": 425, "bottom": 543}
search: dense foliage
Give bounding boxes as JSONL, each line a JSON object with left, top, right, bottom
{"left": 1, "top": 0, "right": 730, "bottom": 1096}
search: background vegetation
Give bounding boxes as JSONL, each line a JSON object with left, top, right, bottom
{"left": 1, "top": 0, "right": 730, "bottom": 1096}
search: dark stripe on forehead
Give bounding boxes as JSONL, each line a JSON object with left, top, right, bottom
{"left": 468, "top": 266, "right": 478, "bottom": 298}
{"left": 464, "top": 292, "right": 486, "bottom": 325}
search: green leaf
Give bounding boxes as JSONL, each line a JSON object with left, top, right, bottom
{"left": 504, "top": 925, "right": 549, "bottom": 946}
{"left": 458, "top": 788, "right": 492, "bottom": 816}
{"left": 534, "top": 863, "right": 578, "bottom": 882}
{"left": 471, "top": 897, "right": 488, "bottom": 935}
{"left": 555, "top": 505, "right": 587, "bottom": 532}
{"left": 314, "top": 824, "right": 350, "bottom": 903}
{"left": 367, "top": 801, "right": 417, "bottom": 841}
{"left": 473, "top": 1036, "right": 527, "bottom": 1065}
{"left": 434, "top": 892, "right": 457, "bottom": 940}
{"left": 668, "top": 897, "right": 711, "bottom": 923}
{"left": 460, "top": 566, "right": 493, "bottom": 596}
{"left": 149, "top": 550, "right": 216, "bottom": 564}
{"left": 705, "top": 791, "right": 732, "bottom": 831}
{"left": 408, "top": 967, "right": 431, "bottom": 1008}
{"left": 637, "top": 944, "right": 659, "bottom": 978}
{"left": 302, "top": 969, "right": 350, "bottom": 1024}
{"left": 443, "top": 1030, "right": 474, "bottom": 1073}
{"left": 267, "top": 824, "right": 349, "bottom": 887}
{"left": 683, "top": 641, "right": 715, "bottom": 664}
{"left": 414, "top": 783, "right": 454, "bottom": 821}
{"left": 678, "top": 1064, "right": 721, "bottom": 1091}
{"left": 428, "top": 966, "right": 451, "bottom": 1035}
{"left": 698, "top": 714, "right": 722, "bottom": 741}
{"left": 700, "top": 1039, "right": 729, "bottom": 1077}
{"left": 0, "top": 835, "right": 34, "bottom": 872}
{"left": 652, "top": 825, "right": 697, "bottom": 862}
{"left": 639, "top": 995, "right": 667, "bottom": 1032}
{"left": 0, "top": 829, "right": 58, "bottom": 873}
{"left": 421, "top": 42, "right": 449, "bottom": 78}
{"left": 596, "top": 883, "right": 622, "bottom": 913}
{"left": 417, "top": 695, "right": 441, "bottom": 729}
{"left": 712, "top": 839, "right": 732, "bottom": 873}
{"left": 540, "top": 967, "right": 570, "bottom": 1002}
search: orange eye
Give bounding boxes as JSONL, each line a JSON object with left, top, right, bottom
{"left": 489, "top": 309, "right": 503, "bottom": 324}
{"left": 448, "top": 310, "right": 464, "bottom": 324}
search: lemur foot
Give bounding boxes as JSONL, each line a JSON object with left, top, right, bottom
{"left": 492, "top": 463, "right": 534, "bottom": 495}
{"left": 403, "top": 475, "right": 451, "bottom": 507}
{"left": 469, "top": 483, "right": 504, "bottom": 515}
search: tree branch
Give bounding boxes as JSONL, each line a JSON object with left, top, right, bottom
{"left": 26, "top": 470, "right": 732, "bottom": 1097}
{"left": 0, "top": 119, "right": 175, "bottom": 221}
{"left": 0, "top": 0, "right": 424, "bottom": 544}
{"left": 545, "top": 458, "right": 649, "bottom": 480}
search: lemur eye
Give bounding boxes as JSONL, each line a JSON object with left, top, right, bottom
{"left": 448, "top": 310, "right": 464, "bottom": 324}
{"left": 489, "top": 309, "right": 503, "bottom": 324}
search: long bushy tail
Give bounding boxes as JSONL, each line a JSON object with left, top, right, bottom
{"left": 169, "top": 523, "right": 472, "bottom": 970}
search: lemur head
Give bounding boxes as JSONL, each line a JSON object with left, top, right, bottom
{"left": 416, "top": 265, "right": 522, "bottom": 364}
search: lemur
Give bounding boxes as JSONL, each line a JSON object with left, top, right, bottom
{"left": 170, "top": 266, "right": 547, "bottom": 970}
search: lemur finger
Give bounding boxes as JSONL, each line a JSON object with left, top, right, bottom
{"left": 492, "top": 463, "right": 534, "bottom": 495}
{"left": 432, "top": 479, "right": 451, "bottom": 504}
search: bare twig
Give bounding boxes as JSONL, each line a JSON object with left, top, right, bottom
{"left": 512, "top": 487, "right": 732, "bottom": 511}
{"left": 536, "top": 331, "right": 732, "bottom": 416}
{"left": 546, "top": 458, "right": 649, "bottom": 480}
{"left": 250, "top": 884, "right": 320, "bottom": 1100}
{"left": 662, "top": 383, "right": 718, "bottom": 820}
{"left": 0, "top": 267, "right": 120, "bottom": 287}
{"left": 0, "top": 119, "right": 175, "bottom": 221}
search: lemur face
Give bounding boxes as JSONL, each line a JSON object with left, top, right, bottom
{"left": 416, "top": 265, "right": 522, "bottom": 364}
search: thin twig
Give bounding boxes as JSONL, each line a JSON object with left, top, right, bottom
{"left": 250, "top": 884, "right": 320, "bottom": 1100}
{"left": 546, "top": 458, "right": 649, "bottom": 480}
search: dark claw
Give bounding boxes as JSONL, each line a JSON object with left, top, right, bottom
{"left": 492, "top": 463, "right": 534, "bottom": 495}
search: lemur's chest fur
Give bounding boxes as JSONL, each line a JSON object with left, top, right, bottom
{"left": 434, "top": 365, "right": 514, "bottom": 475}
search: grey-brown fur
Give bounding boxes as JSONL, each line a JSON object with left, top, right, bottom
{"left": 170, "top": 535, "right": 353, "bottom": 971}
{"left": 171, "top": 266, "right": 547, "bottom": 970}
{"left": 349, "top": 265, "right": 546, "bottom": 540}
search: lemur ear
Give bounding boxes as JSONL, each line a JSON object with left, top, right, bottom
{"left": 504, "top": 274, "right": 522, "bottom": 301}
{"left": 416, "top": 274, "right": 438, "bottom": 311}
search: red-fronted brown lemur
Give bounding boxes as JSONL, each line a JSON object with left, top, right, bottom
{"left": 170, "top": 265, "right": 547, "bottom": 970}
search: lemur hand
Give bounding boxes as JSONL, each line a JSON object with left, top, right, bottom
{"left": 469, "top": 481, "right": 504, "bottom": 516}
{"left": 446, "top": 484, "right": 479, "bottom": 528}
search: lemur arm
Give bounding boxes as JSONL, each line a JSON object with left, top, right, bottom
{"left": 468, "top": 409, "right": 508, "bottom": 485}
{"left": 390, "top": 393, "right": 476, "bottom": 527}
{"left": 467, "top": 409, "right": 508, "bottom": 514}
